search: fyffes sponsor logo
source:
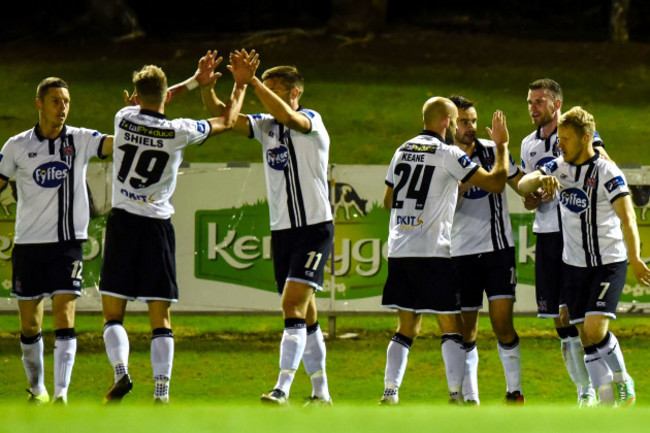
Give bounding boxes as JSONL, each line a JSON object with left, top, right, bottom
{"left": 559, "top": 188, "right": 589, "bottom": 213}
{"left": 33, "top": 161, "right": 69, "bottom": 187}
{"left": 267, "top": 146, "right": 289, "bottom": 170}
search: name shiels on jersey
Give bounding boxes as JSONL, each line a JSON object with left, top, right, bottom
{"left": 559, "top": 188, "right": 589, "bottom": 213}
{"left": 33, "top": 161, "right": 69, "bottom": 187}
{"left": 118, "top": 119, "right": 175, "bottom": 148}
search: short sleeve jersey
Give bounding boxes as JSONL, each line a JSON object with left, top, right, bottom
{"left": 539, "top": 153, "right": 628, "bottom": 267}
{"left": 247, "top": 108, "right": 332, "bottom": 231}
{"left": 0, "top": 125, "right": 107, "bottom": 244}
{"left": 521, "top": 127, "right": 604, "bottom": 233}
{"left": 385, "top": 130, "right": 479, "bottom": 258}
{"left": 451, "top": 139, "right": 520, "bottom": 256}
{"left": 111, "top": 106, "right": 211, "bottom": 219}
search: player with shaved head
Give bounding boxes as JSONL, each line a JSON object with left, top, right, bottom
{"left": 379, "top": 96, "right": 510, "bottom": 405}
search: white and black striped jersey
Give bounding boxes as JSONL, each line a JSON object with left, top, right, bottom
{"left": 451, "top": 139, "right": 520, "bottom": 257}
{"left": 111, "top": 106, "right": 211, "bottom": 219}
{"left": 539, "top": 153, "right": 629, "bottom": 267}
{"left": 0, "top": 124, "right": 107, "bottom": 244}
{"left": 385, "top": 130, "right": 479, "bottom": 258}
{"left": 247, "top": 108, "right": 332, "bottom": 231}
{"left": 520, "top": 127, "right": 604, "bottom": 233}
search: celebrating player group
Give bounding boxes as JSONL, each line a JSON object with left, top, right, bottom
{"left": 1, "top": 46, "right": 648, "bottom": 408}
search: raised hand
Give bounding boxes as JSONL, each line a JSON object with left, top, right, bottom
{"left": 123, "top": 89, "right": 137, "bottom": 106}
{"left": 195, "top": 50, "right": 223, "bottom": 87}
{"left": 486, "top": 110, "right": 509, "bottom": 148}
{"left": 228, "top": 48, "right": 261, "bottom": 86}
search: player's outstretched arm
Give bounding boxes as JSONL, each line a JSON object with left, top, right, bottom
{"left": 613, "top": 195, "right": 650, "bottom": 286}
{"left": 101, "top": 136, "right": 114, "bottom": 157}
{"left": 206, "top": 51, "right": 258, "bottom": 136}
{"left": 518, "top": 171, "right": 561, "bottom": 197}
{"left": 166, "top": 50, "right": 222, "bottom": 104}
{"left": 238, "top": 48, "right": 311, "bottom": 134}
{"left": 465, "top": 110, "right": 509, "bottom": 193}
{"left": 200, "top": 50, "right": 252, "bottom": 136}
{"left": 383, "top": 186, "right": 393, "bottom": 211}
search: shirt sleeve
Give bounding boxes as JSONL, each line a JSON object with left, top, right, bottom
{"left": 538, "top": 157, "right": 561, "bottom": 176}
{"left": 247, "top": 113, "right": 275, "bottom": 141}
{"left": 174, "top": 118, "right": 212, "bottom": 147}
{"left": 76, "top": 127, "right": 108, "bottom": 162}
{"left": 507, "top": 152, "right": 521, "bottom": 179}
{"left": 0, "top": 139, "right": 17, "bottom": 180}
{"left": 385, "top": 151, "right": 397, "bottom": 187}
{"left": 445, "top": 145, "right": 479, "bottom": 183}
{"left": 602, "top": 163, "right": 630, "bottom": 203}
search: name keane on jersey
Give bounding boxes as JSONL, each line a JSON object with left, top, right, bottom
{"left": 396, "top": 214, "right": 424, "bottom": 229}
{"left": 33, "top": 161, "right": 69, "bottom": 188}
{"left": 400, "top": 152, "right": 425, "bottom": 163}
{"left": 559, "top": 188, "right": 589, "bottom": 213}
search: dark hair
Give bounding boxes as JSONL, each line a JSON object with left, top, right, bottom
{"left": 449, "top": 94, "right": 475, "bottom": 110}
{"left": 529, "top": 78, "right": 563, "bottom": 101}
{"left": 36, "top": 77, "right": 68, "bottom": 100}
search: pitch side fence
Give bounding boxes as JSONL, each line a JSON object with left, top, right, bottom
{"left": 1, "top": 163, "right": 649, "bottom": 334}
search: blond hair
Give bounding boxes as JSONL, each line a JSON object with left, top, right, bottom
{"left": 261, "top": 66, "right": 304, "bottom": 97}
{"left": 558, "top": 106, "right": 595, "bottom": 141}
{"left": 133, "top": 65, "right": 167, "bottom": 105}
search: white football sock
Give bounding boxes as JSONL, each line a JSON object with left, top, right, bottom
{"left": 151, "top": 328, "right": 174, "bottom": 400}
{"left": 21, "top": 333, "right": 46, "bottom": 395}
{"left": 303, "top": 323, "right": 329, "bottom": 400}
{"left": 462, "top": 342, "right": 479, "bottom": 403}
{"left": 497, "top": 335, "right": 522, "bottom": 393}
{"left": 561, "top": 336, "right": 592, "bottom": 394}
{"left": 53, "top": 329, "right": 77, "bottom": 399}
{"left": 596, "top": 332, "right": 628, "bottom": 383}
{"left": 584, "top": 346, "right": 615, "bottom": 404}
{"left": 273, "top": 319, "right": 307, "bottom": 395}
{"left": 103, "top": 321, "right": 130, "bottom": 381}
{"left": 384, "top": 333, "right": 412, "bottom": 389}
{"left": 441, "top": 333, "right": 465, "bottom": 393}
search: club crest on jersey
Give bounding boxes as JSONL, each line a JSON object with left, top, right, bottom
{"left": 605, "top": 176, "right": 626, "bottom": 193}
{"left": 585, "top": 177, "right": 597, "bottom": 188}
{"left": 33, "top": 161, "right": 69, "bottom": 187}
{"left": 463, "top": 185, "right": 489, "bottom": 200}
{"left": 61, "top": 143, "right": 74, "bottom": 156}
{"left": 559, "top": 188, "right": 589, "bottom": 213}
{"left": 267, "top": 146, "right": 289, "bottom": 170}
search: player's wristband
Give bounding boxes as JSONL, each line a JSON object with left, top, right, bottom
{"left": 182, "top": 77, "right": 199, "bottom": 91}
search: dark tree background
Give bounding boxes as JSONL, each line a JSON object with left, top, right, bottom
{"left": 1, "top": 0, "right": 648, "bottom": 43}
